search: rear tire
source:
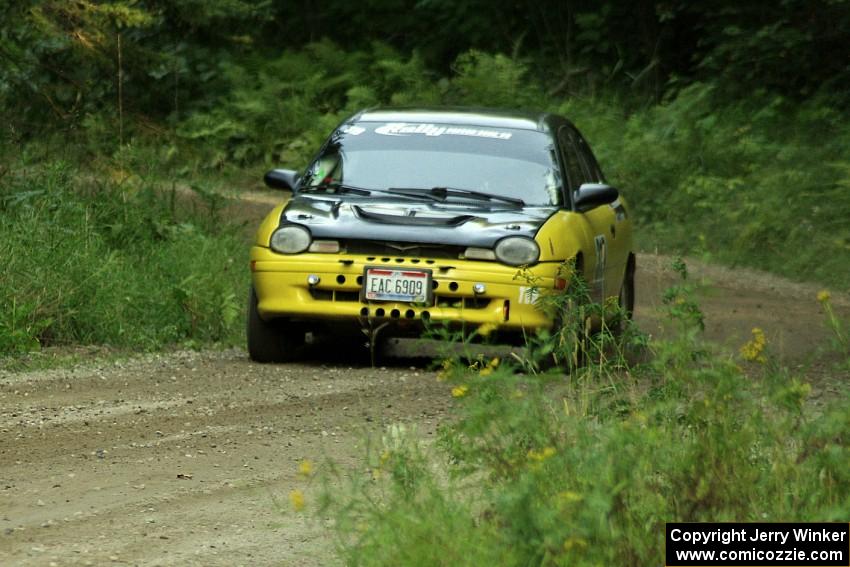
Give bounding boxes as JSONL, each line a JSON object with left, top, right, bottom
{"left": 613, "top": 254, "right": 636, "bottom": 334}
{"left": 247, "top": 286, "right": 305, "bottom": 363}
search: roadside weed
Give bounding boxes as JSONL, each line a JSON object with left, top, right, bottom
{"left": 817, "top": 290, "right": 849, "bottom": 369}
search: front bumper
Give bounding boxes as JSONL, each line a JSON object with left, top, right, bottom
{"left": 250, "top": 246, "right": 566, "bottom": 334}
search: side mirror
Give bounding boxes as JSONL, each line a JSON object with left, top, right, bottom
{"left": 573, "top": 183, "right": 618, "bottom": 212}
{"left": 264, "top": 169, "right": 300, "bottom": 191}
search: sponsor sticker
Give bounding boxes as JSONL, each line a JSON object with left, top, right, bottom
{"left": 374, "top": 122, "right": 512, "bottom": 140}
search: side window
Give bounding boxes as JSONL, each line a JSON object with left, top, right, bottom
{"left": 544, "top": 146, "right": 564, "bottom": 206}
{"left": 557, "top": 127, "right": 590, "bottom": 192}
{"left": 304, "top": 148, "right": 343, "bottom": 186}
{"left": 572, "top": 130, "right": 605, "bottom": 183}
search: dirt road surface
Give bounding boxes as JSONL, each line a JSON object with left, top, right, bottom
{"left": 2, "top": 190, "right": 848, "bottom": 566}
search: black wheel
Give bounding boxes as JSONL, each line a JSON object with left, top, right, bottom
{"left": 247, "top": 286, "right": 305, "bottom": 363}
{"left": 613, "top": 254, "right": 636, "bottom": 333}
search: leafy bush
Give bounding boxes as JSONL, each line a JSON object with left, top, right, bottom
{"left": 175, "top": 41, "right": 445, "bottom": 169}
{"left": 175, "top": 43, "right": 552, "bottom": 170}
{"left": 0, "top": 159, "right": 244, "bottom": 354}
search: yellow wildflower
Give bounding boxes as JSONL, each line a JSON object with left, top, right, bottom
{"left": 817, "top": 290, "right": 831, "bottom": 304}
{"left": 479, "top": 357, "right": 500, "bottom": 376}
{"left": 527, "top": 446, "right": 557, "bottom": 462}
{"left": 379, "top": 450, "right": 392, "bottom": 466}
{"left": 451, "top": 385, "right": 469, "bottom": 398}
{"left": 740, "top": 327, "right": 767, "bottom": 363}
{"left": 436, "top": 358, "right": 453, "bottom": 382}
{"left": 289, "top": 489, "right": 305, "bottom": 512}
{"left": 298, "top": 460, "right": 313, "bottom": 477}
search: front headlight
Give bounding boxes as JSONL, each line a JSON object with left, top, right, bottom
{"left": 270, "top": 225, "right": 311, "bottom": 254}
{"left": 494, "top": 237, "right": 540, "bottom": 266}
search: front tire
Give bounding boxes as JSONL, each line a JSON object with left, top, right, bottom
{"left": 247, "top": 286, "right": 305, "bottom": 363}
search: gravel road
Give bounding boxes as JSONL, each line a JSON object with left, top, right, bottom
{"left": 1, "top": 349, "right": 447, "bottom": 566}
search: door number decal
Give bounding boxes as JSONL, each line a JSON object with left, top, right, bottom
{"left": 594, "top": 235, "right": 607, "bottom": 299}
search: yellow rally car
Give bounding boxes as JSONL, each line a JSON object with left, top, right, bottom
{"left": 248, "top": 108, "right": 634, "bottom": 362}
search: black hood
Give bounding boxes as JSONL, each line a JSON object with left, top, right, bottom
{"left": 280, "top": 194, "right": 556, "bottom": 248}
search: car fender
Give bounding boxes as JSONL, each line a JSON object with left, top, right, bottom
{"left": 534, "top": 210, "right": 586, "bottom": 268}
{"left": 254, "top": 203, "right": 288, "bottom": 247}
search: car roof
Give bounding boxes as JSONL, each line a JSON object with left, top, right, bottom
{"left": 351, "top": 107, "right": 560, "bottom": 133}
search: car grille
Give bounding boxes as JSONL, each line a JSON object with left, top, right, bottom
{"left": 343, "top": 240, "right": 464, "bottom": 259}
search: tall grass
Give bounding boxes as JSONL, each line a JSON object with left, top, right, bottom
{"left": 0, "top": 159, "right": 244, "bottom": 355}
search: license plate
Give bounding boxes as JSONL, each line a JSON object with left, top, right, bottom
{"left": 363, "top": 267, "right": 431, "bottom": 303}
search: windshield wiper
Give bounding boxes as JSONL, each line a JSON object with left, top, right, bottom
{"left": 299, "top": 184, "right": 525, "bottom": 206}
{"left": 301, "top": 183, "right": 441, "bottom": 202}
{"left": 387, "top": 187, "right": 525, "bottom": 207}
{"left": 299, "top": 182, "right": 372, "bottom": 196}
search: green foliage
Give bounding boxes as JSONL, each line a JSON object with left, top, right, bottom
{"left": 320, "top": 263, "right": 850, "bottom": 566}
{"left": 320, "top": 426, "right": 514, "bottom": 567}
{"left": 604, "top": 85, "right": 850, "bottom": 286}
{"left": 0, "top": 159, "right": 244, "bottom": 355}
{"left": 177, "top": 43, "right": 355, "bottom": 168}
{"left": 690, "top": 0, "right": 850, "bottom": 100}
{"left": 448, "top": 51, "right": 541, "bottom": 108}
{"left": 175, "top": 41, "right": 447, "bottom": 169}
{"left": 175, "top": 43, "right": 550, "bottom": 169}
{"left": 0, "top": 0, "right": 270, "bottom": 137}
{"left": 5, "top": 0, "right": 850, "bottom": 143}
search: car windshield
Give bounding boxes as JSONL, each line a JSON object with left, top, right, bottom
{"left": 300, "top": 121, "right": 562, "bottom": 206}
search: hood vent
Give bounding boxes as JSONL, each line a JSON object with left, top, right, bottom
{"left": 352, "top": 205, "right": 474, "bottom": 227}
